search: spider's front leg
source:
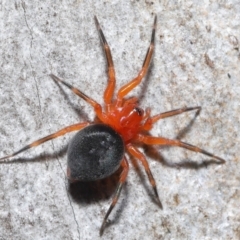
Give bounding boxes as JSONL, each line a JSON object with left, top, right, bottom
{"left": 94, "top": 16, "right": 116, "bottom": 107}
{"left": 116, "top": 15, "right": 157, "bottom": 103}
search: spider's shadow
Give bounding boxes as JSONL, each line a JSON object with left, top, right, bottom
{"left": 68, "top": 167, "right": 122, "bottom": 204}
{"left": 175, "top": 107, "right": 201, "bottom": 140}
{"left": 131, "top": 145, "right": 224, "bottom": 209}
{"left": 4, "top": 143, "right": 122, "bottom": 203}
{"left": 1, "top": 144, "right": 68, "bottom": 164}
{"left": 68, "top": 166, "right": 128, "bottom": 230}
{"left": 4, "top": 144, "right": 127, "bottom": 224}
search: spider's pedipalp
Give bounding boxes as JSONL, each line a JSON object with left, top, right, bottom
{"left": 0, "top": 122, "right": 89, "bottom": 161}
{"left": 100, "top": 156, "right": 129, "bottom": 236}
{"left": 116, "top": 15, "right": 157, "bottom": 102}
{"left": 136, "top": 134, "right": 225, "bottom": 163}
{"left": 127, "top": 144, "right": 163, "bottom": 208}
{"left": 94, "top": 16, "right": 116, "bottom": 106}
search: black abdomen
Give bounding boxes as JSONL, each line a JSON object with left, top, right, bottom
{"left": 67, "top": 124, "right": 124, "bottom": 181}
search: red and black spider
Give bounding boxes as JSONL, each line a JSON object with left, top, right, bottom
{"left": 0, "top": 16, "right": 225, "bottom": 235}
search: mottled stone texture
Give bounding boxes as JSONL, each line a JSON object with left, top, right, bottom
{"left": 0, "top": 1, "right": 239, "bottom": 240}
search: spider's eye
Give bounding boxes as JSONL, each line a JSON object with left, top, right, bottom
{"left": 134, "top": 107, "right": 143, "bottom": 116}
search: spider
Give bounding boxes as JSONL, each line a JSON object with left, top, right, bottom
{"left": 0, "top": 15, "right": 225, "bottom": 236}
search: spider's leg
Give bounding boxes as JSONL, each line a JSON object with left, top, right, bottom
{"left": 136, "top": 134, "right": 225, "bottom": 163}
{"left": 142, "top": 106, "right": 201, "bottom": 131}
{"left": 100, "top": 157, "right": 129, "bottom": 236}
{"left": 116, "top": 16, "right": 157, "bottom": 102}
{"left": 94, "top": 16, "right": 116, "bottom": 106}
{"left": 0, "top": 122, "right": 90, "bottom": 161}
{"left": 50, "top": 74, "right": 106, "bottom": 121}
{"left": 50, "top": 74, "right": 97, "bottom": 106}
{"left": 127, "top": 144, "right": 163, "bottom": 208}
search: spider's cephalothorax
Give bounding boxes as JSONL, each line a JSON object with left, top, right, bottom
{"left": 104, "top": 99, "right": 145, "bottom": 142}
{"left": 0, "top": 15, "right": 225, "bottom": 236}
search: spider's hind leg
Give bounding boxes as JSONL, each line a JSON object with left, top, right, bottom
{"left": 100, "top": 157, "right": 129, "bottom": 236}
{"left": 0, "top": 122, "right": 89, "bottom": 161}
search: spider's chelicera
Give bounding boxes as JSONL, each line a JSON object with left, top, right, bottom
{"left": 0, "top": 16, "right": 225, "bottom": 236}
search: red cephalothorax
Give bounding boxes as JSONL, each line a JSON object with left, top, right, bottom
{"left": 0, "top": 15, "right": 225, "bottom": 236}
{"left": 103, "top": 99, "right": 144, "bottom": 143}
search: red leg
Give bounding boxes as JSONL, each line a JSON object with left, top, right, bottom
{"left": 94, "top": 16, "right": 116, "bottom": 106}
{"left": 116, "top": 16, "right": 157, "bottom": 103}
{"left": 135, "top": 134, "right": 225, "bottom": 163}
{"left": 142, "top": 106, "right": 201, "bottom": 131}
{"left": 50, "top": 74, "right": 98, "bottom": 107}
{"left": 49, "top": 74, "right": 107, "bottom": 122}
{"left": 0, "top": 122, "right": 90, "bottom": 161}
{"left": 127, "top": 144, "right": 163, "bottom": 208}
{"left": 100, "top": 157, "right": 129, "bottom": 236}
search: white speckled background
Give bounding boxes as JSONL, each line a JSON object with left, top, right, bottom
{"left": 0, "top": 1, "right": 239, "bottom": 239}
